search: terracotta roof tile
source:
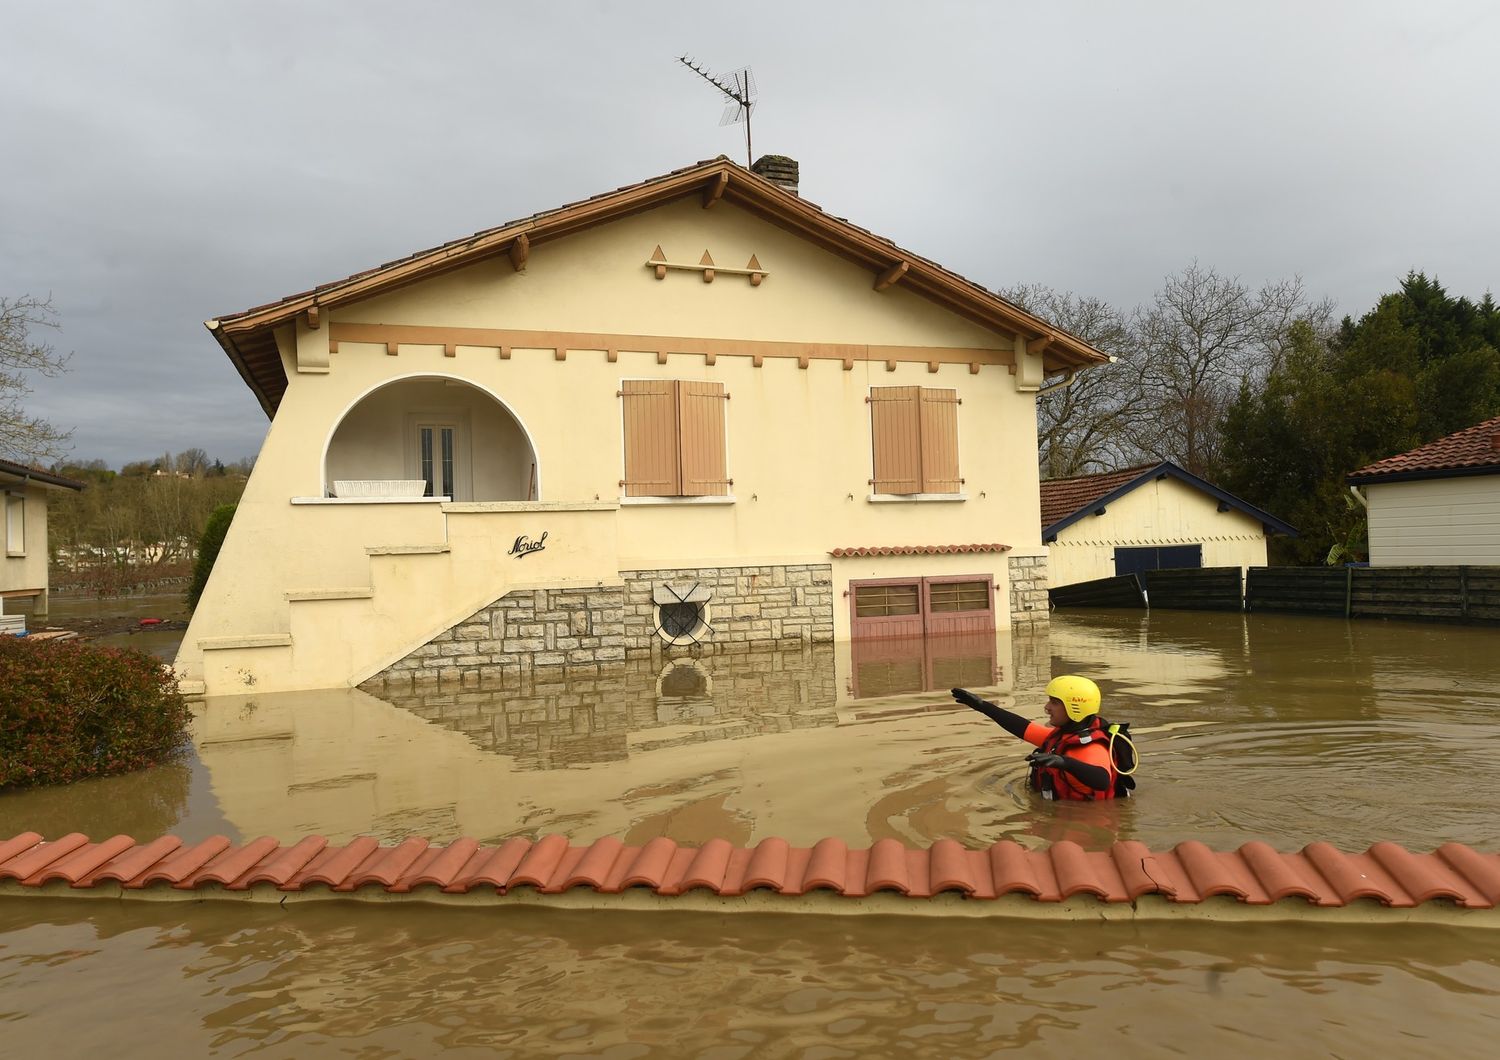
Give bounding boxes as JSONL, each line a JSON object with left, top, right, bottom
{"left": 1038, "top": 465, "right": 1158, "bottom": 529}
{"left": 4, "top": 832, "right": 1498, "bottom": 915}
{"left": 1348, "top": 414, "right": 1500, "bottom": 482}
{"left": 829, "top": 543, "right": 1010, "bottom": 558}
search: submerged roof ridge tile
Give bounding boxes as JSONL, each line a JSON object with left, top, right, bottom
{"left": 1236, "top": 841, "right": 1320, "bottom": 905}
{"left": 0, "top": 833, "right": 90, "bottom": 882}
{"left": 137, "top": 835, "right": 234, "bottom": 887}
{"left": 1436, "top": 843, "right": 1500, "bottom": 907}
{"left": 803, "top": 837, "right": 849, "bottom": 893}
{"left": 1367, "top": 841, "right": 1472, "bottom": 906}
{"left": 300, "top": 835, "right": 381, "bottom": 888}
{"left": 5, "top": 832, "right": 1499, "bottom": 913}
{"left": 88, "top": 835, "right": 183, "bottom": 886}
{"left": 403, "top": 837, "right": 482, "bottom": 892}
{"left": 741, "top": 837, "right": 792, "bottom": 894}
{"left": 617, "top": 837, "right": 679, "bottom": 892}
{"left": 1301, "top": 842, "right": 1401, "bottom": 907}
{"left": 510, "top": 834, "right": 569, "bottom": 890}
{"left": 30, "top": 835, "right": 138, "bottom": 887}
{"left": 240, "top": 835, "right": 328, "bottom": 889}
{"left": 195, "top": 835, "right": 280, "bottom": 889}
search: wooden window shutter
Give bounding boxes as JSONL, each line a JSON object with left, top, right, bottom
{"left": 918, "top": 388, "right": 961, "bottom": 493}
{"left": 870, "top": 386, "right": 923, "bottom": 494}
{"left": 678, "top": 381, "right": 730, "bottom": 496}
{"left": 622, "top": 380, "right": 681, "bottom": 496}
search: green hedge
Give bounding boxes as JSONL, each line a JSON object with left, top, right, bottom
{"left": 0, "top": 637, "right": 192, "bottom": 789}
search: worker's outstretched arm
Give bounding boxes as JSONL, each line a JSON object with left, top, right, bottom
{"left": 951, "top": 688, "right": 1029, "bottom": 739}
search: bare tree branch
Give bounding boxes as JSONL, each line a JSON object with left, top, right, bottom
{"left": 1, "top": 294, "right": 73, "bottom": 463}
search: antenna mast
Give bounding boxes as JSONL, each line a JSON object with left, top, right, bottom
{"left": 677, "top": 55, "right": 757, "bottom": 168}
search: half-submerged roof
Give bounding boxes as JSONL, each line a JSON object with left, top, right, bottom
{"left": 0, "top": 459, "right": 85, "bottom": 492}
{"left": 1040, "top": 461, "right": 1298, "bottom": 541}
{"left": 207, "top": 156, "right": 1111, "bottom": 417}
{"left": 1348, "top": 415, "right": 1500, "bottom": 485}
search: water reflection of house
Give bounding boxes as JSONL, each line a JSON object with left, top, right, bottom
{"left": 375, "top": 647, "right": 839, "bottom": 770}
{"left": 1348, "top": 414, "right": 1500, "bottom": 565}
{"left": 1, "top": 459, "right": 84, "bottom": 627}
{"left": 177, "top": 156, "right": 1110, "bottom": 696}
{"left": 1040, "top": 461, "right": 1296, "bottom": 587}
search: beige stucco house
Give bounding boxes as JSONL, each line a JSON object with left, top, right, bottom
{"left": 1040, "top": 461, "right": 1296, "bottom": 588}
{"left": 177, "top": 156, "right": 1108, "bottom": 696}
{"left": 1, "top": 459, "right": 84, "bottom": 629}
{"left": 1348, "top": 414, "right": 1500, "bottom": 566}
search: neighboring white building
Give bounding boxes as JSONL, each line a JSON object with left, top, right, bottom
{"left": 1040, "top": 461, "right": 1297, "bottom": 588}
{"left": 1348, "top": 414, "right": 1500, "bottom": 566}
{"left": 1, "top": 459, "right": 84, "bottom": 627}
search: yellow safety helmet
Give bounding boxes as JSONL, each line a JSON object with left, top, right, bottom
{"left": 1045, "top": 675, "right": 1101, "bottom": 722}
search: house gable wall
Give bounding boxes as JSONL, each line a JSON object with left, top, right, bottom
{"left": 1366, "top": 475, "right": 1500, "bottom": 566}
{"left": 1048, "top": 477, "right": 1268, "bottom": 587}
{"left": 179, "top": 198, "right": 1046, "bottom": 692}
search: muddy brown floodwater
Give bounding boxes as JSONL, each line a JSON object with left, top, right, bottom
{"left": 4, "top": 607, "right": 1500, "bottom": 1054}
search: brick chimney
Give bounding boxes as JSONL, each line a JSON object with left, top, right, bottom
{"left": 751, "top": 155, "right": 799, "bottom": 196}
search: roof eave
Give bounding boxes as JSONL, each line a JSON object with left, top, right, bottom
{"left": 1348, "top": 464, "right": 1500, "bottom": 486}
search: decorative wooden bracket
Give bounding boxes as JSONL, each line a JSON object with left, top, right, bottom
{"left": 702, "top": 172, "right": 729, "bottom": 209}
{"left": 874, "top": 261, "right": 909, "bottom": 292}
{"left": 305, "top": 306, "right": 320, "bottom": 329}
{"left": 508, "top": 233, "right": 530, "bottom": 272}
{"left": 646, "top": 246, "right": 768, "bottom": 285}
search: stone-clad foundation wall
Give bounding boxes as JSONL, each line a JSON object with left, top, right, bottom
{"left": 1008, "top": 554, "right": 1049, "bottom": 626}
{"left": 362, "top": 563, "right": 835, "bottom": 692}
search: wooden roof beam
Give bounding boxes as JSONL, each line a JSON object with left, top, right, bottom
{"left": 702, "top": 171, "right": 729, "bottom": 209}
{"left": 508, "top": 233, "right": 530, "bottom": 272}
{"left": 874, "top": 261, "right": 909, "bottom": 292}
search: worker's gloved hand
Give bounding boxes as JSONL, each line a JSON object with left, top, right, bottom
{"left": 1028, "top": 752, "right": 1068, "bottom": 770}
{"left": 951, "top": 688, "right": 984, "bottom": 709}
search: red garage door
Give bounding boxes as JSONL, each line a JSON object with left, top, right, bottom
{"left": 849, "top": 574, "right": 996, "bottom": 639}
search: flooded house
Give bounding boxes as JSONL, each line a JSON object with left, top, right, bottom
{"left": 0, "top": 459, "right": 83, "bottom": 631}
{"left": 1348, "top": 413, "right": 1500, "bottom": 566}
{"left": 176, "top": 156, "right": 1108, "bottom": 696}
{"left": 1040, "top": 460, "right": 1296, "bottom": 587}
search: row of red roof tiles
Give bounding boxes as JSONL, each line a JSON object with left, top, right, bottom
{"left": 3, "top": 833, "right": 1498, "bottom": 909}
{"left": 1349, "top": 413, "right": 1500, "bottom": 482}
{"left": 828, "top": 544, "right": 1010, "bottom": 558}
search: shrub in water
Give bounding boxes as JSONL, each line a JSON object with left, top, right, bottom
{"left": 0, "top": 637, "right": 192, "bottom": 789}
{"left": 188, "top": 502, "right": 237, "bottom": 610}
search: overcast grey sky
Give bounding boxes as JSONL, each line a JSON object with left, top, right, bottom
{"left": 3, "top": 1, "right": 1495, "bottom": 466}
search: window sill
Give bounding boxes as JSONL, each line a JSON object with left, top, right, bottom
{"left": 620, "top": 496, "right": 736, "bottom": 506}
{"left": 291, "top": 496, "right": 451, "bottom": 505}
{"left": 867, "top": 493, "right": 967, "bottom": 504}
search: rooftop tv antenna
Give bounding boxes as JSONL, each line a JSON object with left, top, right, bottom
{"left": 677, "top": 56, "right": 756, "bottom": 168}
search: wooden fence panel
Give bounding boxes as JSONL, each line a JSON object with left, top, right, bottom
{"left": 1245, "top": 567, "right": 1349, "bottom": 616}
{"left": 1049, "top": 574, "right": 1146, "bottom": 610}
{"left": 1466, "top": 566, "right": 1500, "bottom": 622}
{"left": 1350, "top": 566, "right": 1466, "bottom": 619}
{"left": 1143, "top": 567, "right": 1244, "bottom": 611}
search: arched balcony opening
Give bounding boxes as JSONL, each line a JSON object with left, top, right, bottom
{"left": 324, "top": 377, "right": 538, "bottom": 501}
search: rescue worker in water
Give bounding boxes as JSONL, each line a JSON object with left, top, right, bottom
{"left": 952, "top": 676, "right": 1133, "bottom": 800}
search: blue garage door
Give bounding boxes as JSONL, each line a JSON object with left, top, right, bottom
{"left": 1113, "top": 544, "right": 1202, "bottom": 577}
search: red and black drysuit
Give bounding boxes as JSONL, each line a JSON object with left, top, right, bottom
{"left": 951, "top": 688, "right": 1117, "bottom": 800}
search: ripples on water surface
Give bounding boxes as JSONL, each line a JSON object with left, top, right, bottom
{"left": 3, "top": 901, "right": 1498, "bottom": 1057}
{"left": 4, "top": 609, "right": 1498, "bottom": 853}
{"left": 4, "top": 608, "right": 1500, "bottom": 1053}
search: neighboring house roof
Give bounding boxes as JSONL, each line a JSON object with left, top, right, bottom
{"left": 1347, "top": 415, "right": 1500, "bottom": 485}
{"left": 1040, "top": 461, "right": 1298, "bottom": 542}
{"left": 0, "top": 459, "right": 85, "bottom": 492}
{"left": 208, "top": 157, "right": 1112, "bottom": 418}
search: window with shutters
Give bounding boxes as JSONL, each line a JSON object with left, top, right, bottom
{"left": 620, "top": 380, "right": 731, "bottom": 498}
{"left": 4, "top": 492, "right": 23, "bottom": 557}
{"left": 868, "top": 386, "right": 962, "bottom": 496}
